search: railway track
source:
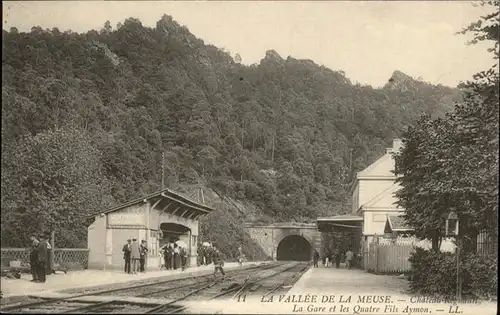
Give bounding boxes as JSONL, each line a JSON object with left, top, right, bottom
{"left": 147, "top": 262, "right": 309, "bottom": 314}
{"left": 1, "top": 262, "right": 296, "bottom": 314}
{"left": 215, "top": 262, "right": 309, "bottom": 301}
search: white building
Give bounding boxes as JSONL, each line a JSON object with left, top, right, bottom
{"left": 317, "top": 139, "right": 454, "bottom": 270}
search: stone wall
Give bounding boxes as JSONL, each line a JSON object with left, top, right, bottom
{"left": 244, "top": 224, "right": 323, "bottom": 260}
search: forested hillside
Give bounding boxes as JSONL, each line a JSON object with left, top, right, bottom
{"left": 1, "top": 15, "right": 461, "bottom": 248}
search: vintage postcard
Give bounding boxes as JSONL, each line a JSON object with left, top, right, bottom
{"left": 1, "top": 1, "right": 498, "bottom": 314}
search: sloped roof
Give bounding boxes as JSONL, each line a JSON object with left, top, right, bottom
{"left": 90, "top": 188, "right": 214, "bottom": 219}
{"left": 388, "top": 215, "right": 412, "bottom": 231}
{"left": 362, "top": 182, "right": 402, "bottom": 209}
{"left": 356, "top": 153, "right": 396, "bottom": 178}
{"left": 316, "top": 214, "right": 363, "bottom": 232}
{"left": 317, "top": 214, "right": 363, "bottom": 222}
{"left": 244, "top": 222, "right": 317, "bottom": 229}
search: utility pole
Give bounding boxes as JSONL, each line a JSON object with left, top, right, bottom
{"left": 161, "top": 151, "right": 165, "bottom": 190}
{"left": 456, "top": 236, "right": 462, "bottom": 301}
{"left": 349, "top": 148, "right": 353, "bottom": 171}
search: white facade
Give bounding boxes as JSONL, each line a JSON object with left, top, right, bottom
{"left": 352, "top": 141, "right": 402, "bottom": 241}
{"left": 352, "top": 139, "right": 454, "bottom": 252}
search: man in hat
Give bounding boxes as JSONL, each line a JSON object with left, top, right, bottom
{"left": 180, "top": 245, "right": 188, "bottom": 271}
{"left": 130, "top": 238, "right": 140, "bottom": 274}
{"left": 122, "top": 239, "right": 131, "bottom": 274}
{"left": 212, "top": 245, "right": 225, "bottom": 280}
{"left": 312, "top": 249, "right": 320, "bottom": 268}
{"left": 345, "top": 248, "right": 354, "bottom": 270}
{"left": 160, "top": 242, "right": 173, "bottom": 270}
{"left": 36, "top": 234, "right": 48, "bottom": 283}
{"left": 139, "top": 240, "right": 148, "bottom": 272}
{"left": 237, "top": 246, "right": 245, "bottom": 266}
{"left": 29, "top": 235, "right": 39, "bottom": 282}
{"left": 44, "top": 233, "right": 53, "bottom": 275}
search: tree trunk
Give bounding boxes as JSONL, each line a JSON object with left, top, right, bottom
{"left": 271, "top": 137, "right": 275, "bottom": 163}
{"left": 431, "top": 234, "right": 440, "bottom": 251}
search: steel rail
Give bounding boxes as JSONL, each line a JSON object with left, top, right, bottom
{"left": 140, "top": 262, "right": 286, "bottom": 314}
{"left": 57, "top": 262, "right": 284, "bottom": 314}
{"left": 209, "top": 262, "right": 304, "bottom": 301}
{"left": 1, "top": 262, "right": 277, "bottom": 313}
{"left": 262, "top": 263, "right": 309, "bottom": 297}
{"left": 57, "top": 279, "right": 213, "bottom": 314}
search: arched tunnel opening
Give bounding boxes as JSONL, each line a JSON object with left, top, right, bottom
{"left": 276, "top": 235, "right": 312, "bottom": 261}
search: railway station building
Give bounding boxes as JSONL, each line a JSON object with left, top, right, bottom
{"left": 315, "top": 139, "right": 405, "bottom": 266}
{"left": 87, "top": 189, "right": 214, "bottom": 270}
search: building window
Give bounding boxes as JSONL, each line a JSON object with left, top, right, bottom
{"left": 192, "top": 235, "right": 197, "bottom": 246}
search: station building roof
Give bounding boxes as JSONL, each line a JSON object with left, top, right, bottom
{"left": 316, "top": 214, "right": 363, "bottom": 232}
{"left": 90, "top": 188, "right": 215, "bottom": 220}
{"left": 243, "top": 222, "right": 317, "bottom": 229}
{"left": 386, "top": 215, "right": 412, "bottom": 232}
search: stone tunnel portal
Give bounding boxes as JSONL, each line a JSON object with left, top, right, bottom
{"left": 276, "top": 235, "right": 312, "bottom": 261}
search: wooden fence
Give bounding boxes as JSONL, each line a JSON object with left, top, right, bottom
{"left": 1, "top": 248, "right": 89, "bottom": 270}
{"left": 365, "top": 242, "right": 413, "bottom": 274}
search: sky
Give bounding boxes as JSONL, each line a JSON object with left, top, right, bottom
{"left": 2, "top": 1, "right": 496, "bottom": 88}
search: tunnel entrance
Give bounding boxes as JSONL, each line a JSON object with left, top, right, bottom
{"left": 277, "top": 235, "right": 312, "bottom": 261}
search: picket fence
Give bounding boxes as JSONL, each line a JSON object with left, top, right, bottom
{"left": 365, "top": 242, "right": 413, "bottom": 274}
{"left": 1, "top": 248, "right": 89, "bottom": 270}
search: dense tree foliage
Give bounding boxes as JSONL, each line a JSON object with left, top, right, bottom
{"left": 2, "top": 15, "right": 458, "bottom": 247}
{"left": 394, "top": 0, "right": 499, "bottom": 252}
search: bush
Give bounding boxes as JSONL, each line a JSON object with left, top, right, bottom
{"left": 463, "top": 255, "right": 498, "bottom": 299}
{"left": 199, "top": 203, "right": 270, "bottom": 262}
{"left": 408, "top": 247, "right": 459, "bottom": 297}
{"left": 408, "top": 247, "right": 498, "bottom": 299}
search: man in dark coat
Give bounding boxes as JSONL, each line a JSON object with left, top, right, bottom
{"left": 180, "top": 246, "right": 188, "bottom": 271}
{"left": 130, "top": 238, "right": 140, "bottom": 274}
{"left": 29, "top": 236, "right": 39, "bottom": 282}
{"left": 36, "top": 235, "right": 48, "bottom": 283}
{"left": 312, "top": 249, "right": 320, "bottom": 268}
{"left": 212, "top": 245, "right": 225, "bottom": 280}
{"left": 335, "top": 249, "right": 343, "bottom": 268}
{"left": 122, "top": 239, "right": 131, "bottom": 274}
{"left": 205, "top": 245, "right": 213, "bottom": 265}
{"left": 161, "top": 243, "right": 173, "bottom": 270}
{"left": 139, "top": 240, "right": 148, "bottom": 272}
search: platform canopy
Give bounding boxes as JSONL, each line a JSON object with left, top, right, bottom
{"left": 244, "top": 222, "right": 317, "bottom": 229}
{"left": 316, "top": 214, "right": 363, "bottom": 232}
{"left": 90, "top": 188, "right": 215, "bottom": 221}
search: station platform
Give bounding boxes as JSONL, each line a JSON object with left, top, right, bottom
{"left": 186, "top": 266, "right": 497, "bottom": 315}
{"left": 0, "top": 261, "right": 269, "bottom": 298}
{"left": 282, "top": 266, "right": 496, "bottom": 315}
{"left": 288, "top": 265, "right": 409, "bottom": 295}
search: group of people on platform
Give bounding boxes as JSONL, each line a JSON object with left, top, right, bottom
{"left": 120, "top": 238, "right": 236, "bottom": 280}
{"left": 122, "top": 238, "right": 149, "bottom": 274}
{"left": 160, "top": 240, "right": 226, "bottom": 279}
{"left": 196, "top": 243, "right": 245, "bottom": 267}
{"left": 197, "top": 242, "right": 216, "bottom": 266}
{"left": 159, "top": 241, "right": 188, "bottom": 271}
{"left": 28, "top": 233, "right": 53, "bottom": 283}
{"left": 312, "top": 248, "right": 357, "bottom": 269}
